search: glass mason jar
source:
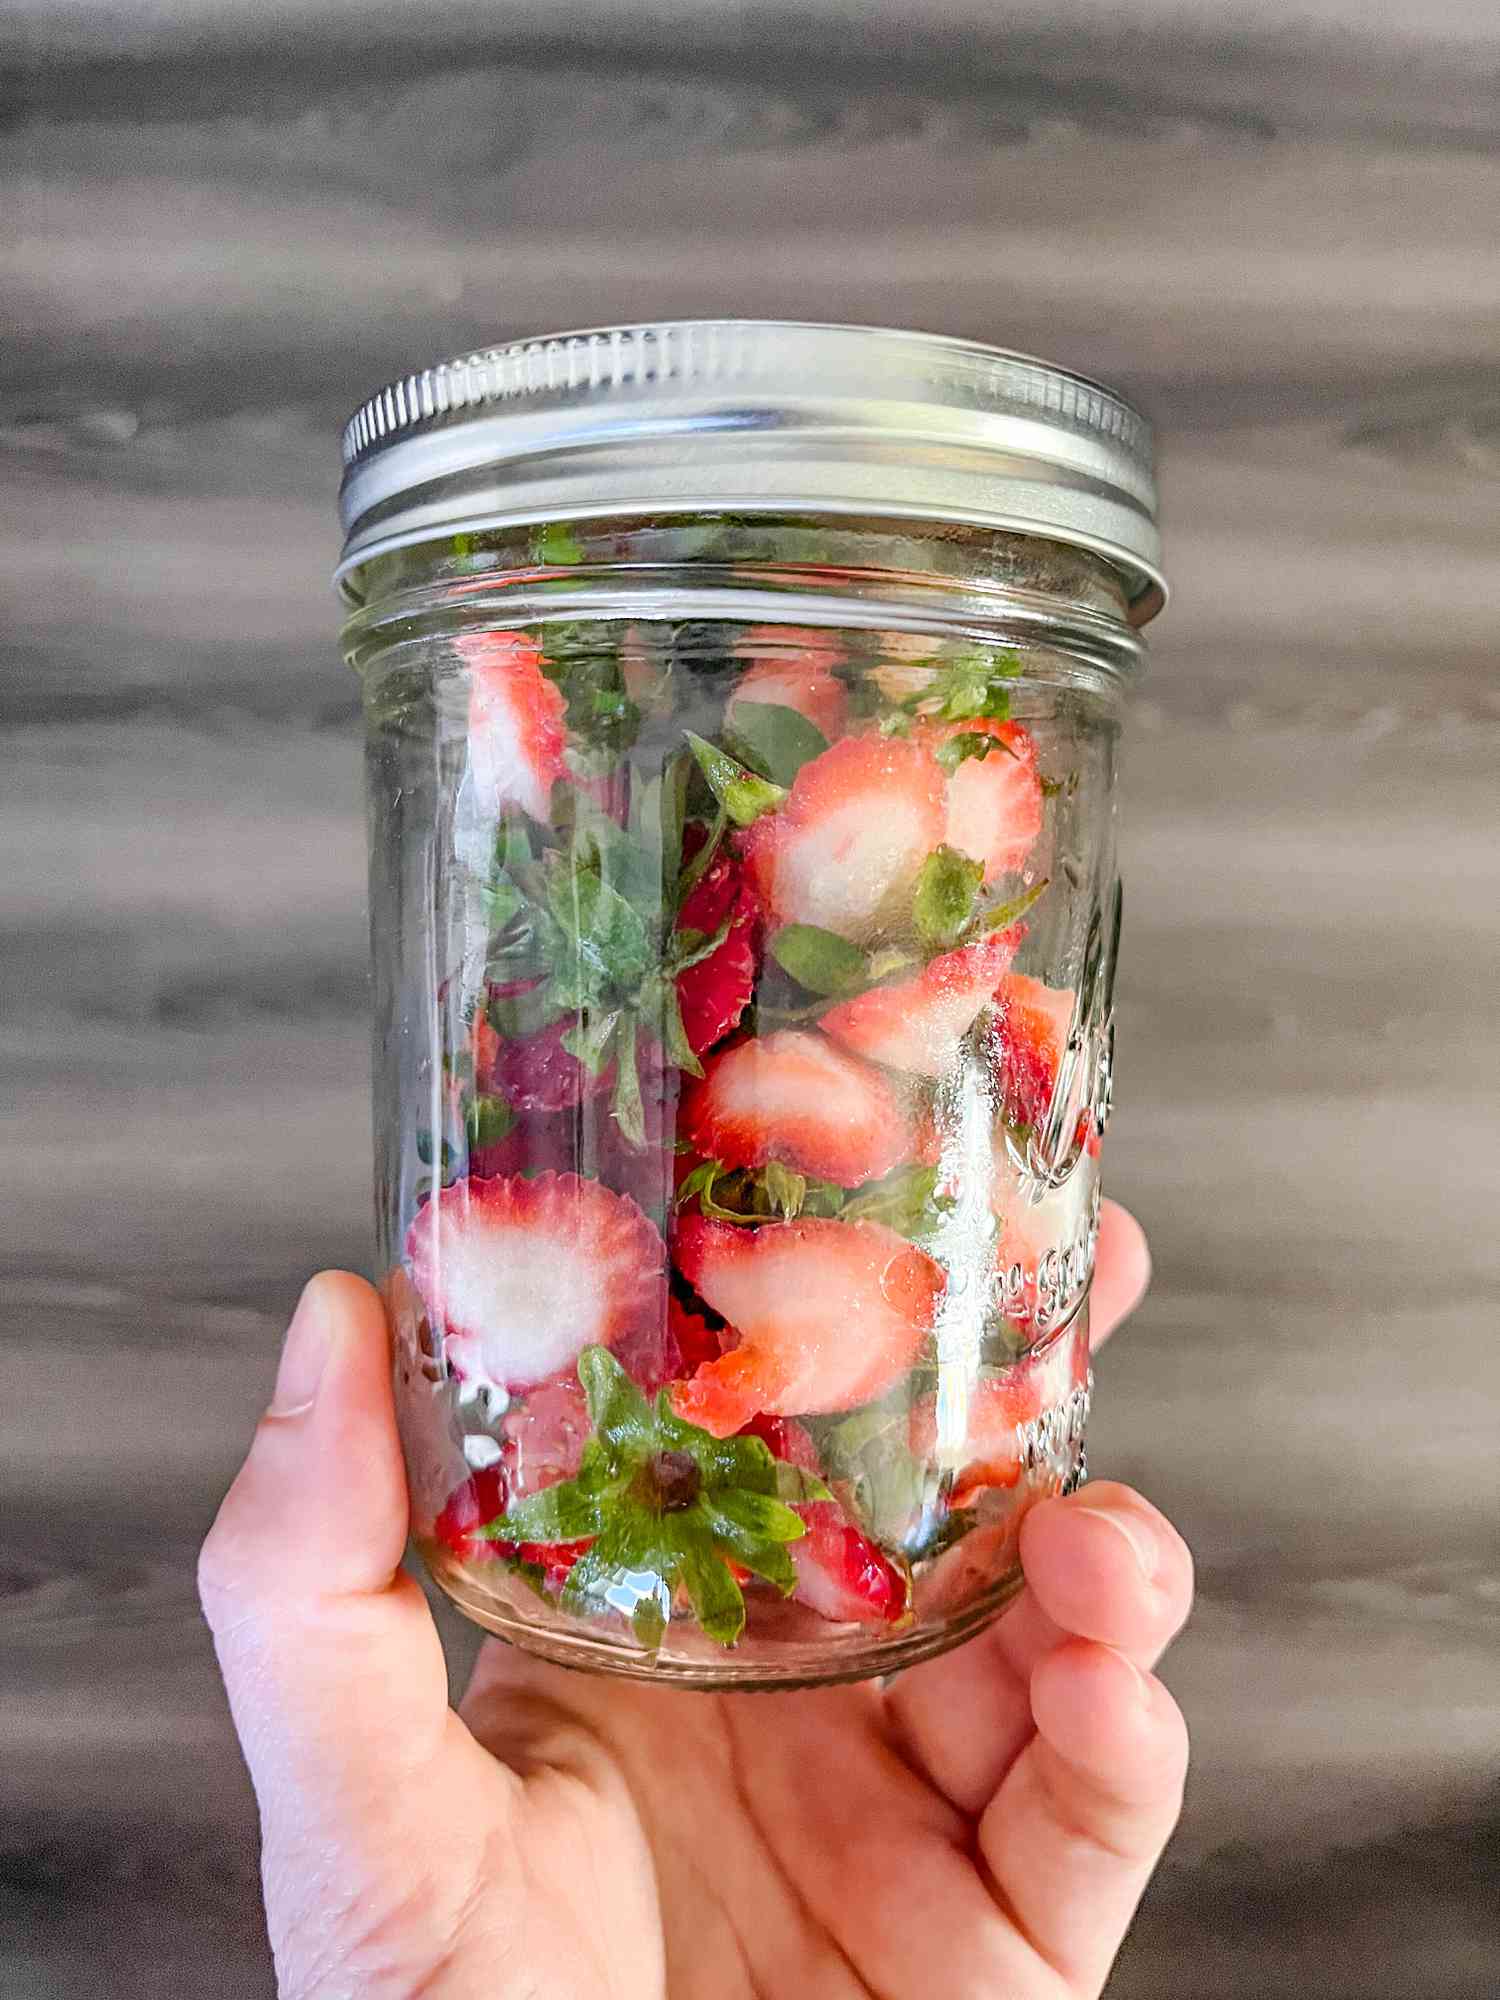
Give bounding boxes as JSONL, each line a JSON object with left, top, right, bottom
{"left": 337, "top": 322, "right": 1164, "bottom": 1688}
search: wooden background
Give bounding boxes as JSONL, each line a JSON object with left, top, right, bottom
{"left": 3, "top": 2, "right": 1497, "bottom": 1992}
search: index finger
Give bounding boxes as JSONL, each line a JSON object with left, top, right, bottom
{"left": 1091, "top": 1199, "right": 1151, "bottom": 1348}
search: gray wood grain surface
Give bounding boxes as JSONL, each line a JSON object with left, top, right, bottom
{"left": 3, "top": 4, "right": 1497, "bottom": 1993}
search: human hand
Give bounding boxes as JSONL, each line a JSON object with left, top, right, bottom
{"left": 200, "top": 1202, "right": 1191, "bottom": 1998}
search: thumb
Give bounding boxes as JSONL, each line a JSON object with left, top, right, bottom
{"left": 198, "top": 1271, "right": 456, "bottom": 1849}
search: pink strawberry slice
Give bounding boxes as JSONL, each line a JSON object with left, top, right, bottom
{"left": 670, "top": 1216, "right": 941, "bottom": 1436}
{"left": 458, "top": 630, "right": 568, "bottom": 822}
{"left": 920, "top": 718, "right": 1044, "bottom": 882}
{"left": 432, "top": 1465, "right": 589, "bottom": 1589}
{"left": 674, "top": 843, "right": 760, "bottom": 1058}
{"left": 818, "top": 927, "right": 1022, "bottom": 1078}
{"left": 739, "top": 734, "right": 946, "bottom": 942}
{"left": 680, "top": 1029, "right": 915, "bottom": 1187}
{"left": 406, "top": 1170, "right": 665, "bottom": 1393}
{"left": 909, "top": 1336, "right": 1089, "bottom": 1507}
{"left": 742, "top": 1415, "right": 909, "bottom": 1625}
{"left": 986, "top": 972, "right": 1076, "bottom": 1131}
{"left": 727, "top": 652, "right": 849, "bottom": 741}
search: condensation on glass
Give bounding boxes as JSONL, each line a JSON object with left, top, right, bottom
{"left": 336, "top": 322, "right": 1165, "bottom": 1688}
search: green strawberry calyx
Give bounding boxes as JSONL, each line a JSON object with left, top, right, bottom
{"left": 481, "top": 1346, "right": 831, "bottom": 1648}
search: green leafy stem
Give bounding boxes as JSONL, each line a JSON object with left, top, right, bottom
{"left": 483, "top": 1347, "right": 831, "bottom": 1648}
{"left": 762, "top": 874, "right": 1048, "bottom": 1018}
{"left": 677, "top": 1158, "right": 955, "bottom": 1246}
{"left": 474, "top": 761, "right": 737, "bottom": 1144}
{"left": 872, "top": 643, "right": 1025, "bottom": 726}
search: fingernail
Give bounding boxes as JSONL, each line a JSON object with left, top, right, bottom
{"left": 269, "top": 1278, "right": 335, "bottom": 1416}
{"left": 1077, "top": 1503, "right": 1158, "bottom": 1584}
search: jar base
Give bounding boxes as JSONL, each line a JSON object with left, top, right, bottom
{"left": 428, "top": 1552, "right": 1028, "bottom": 1691}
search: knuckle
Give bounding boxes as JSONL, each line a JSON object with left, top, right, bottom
{"left": 196, "top": 1455, "right": 273, "bottom": 1625}
{"left": 196, "top": 1511, "right": 246, "bottom": 1623}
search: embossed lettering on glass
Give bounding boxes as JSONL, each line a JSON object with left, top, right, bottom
{"left": 338, "top": 322, "right": 1166, "bottom": 1688}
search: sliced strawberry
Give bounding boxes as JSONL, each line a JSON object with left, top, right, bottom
{"left": 913, "top": 1516, "right": 1021, "bottom": 1619}
{"left": 675, "top": 844, "right": 760, "bottom": 1057}
{"left": 986, "top": 973, "right": 1076, "bottom": 1132}
{"left": 432, "top": 1466, "right": 589, "bottom": 1588}
{"left": 740, "top": 1414, "right": 909, "bottom": 1625}
{"left": 818, "top": 928, "right": 1022, "bottom": 1078}
{"left": 680, "top": 1029, "right": 915, "bottom": 1186}
{"left": 610, "top": 1294, "right": 724, "bottom": 1395}
{"left": 739, "top": 1410, "right": 823, "bottom": 1472}
{"left": 471, "top": 1005, "right": 502, "bottom": 1088}
{"left": 667, "top": 1295, "right": 725, "bottom": 1377}
{"left": 406, "top": 1171, "right": 665, "bottom": 1393}
{"left": 477, "top": 995, "right": 613, "bottom": 1113}
{"left": 790, "top": 1513, "right": 910, "bottom": 1625}
{"left": 458, "top": 630, "right": 568, "bottom": 823}
{"left": 433, "top": 1464, "right": 510, "bottom": 1563}
{"left": 670, "top": 1216, "right": 941, "bottom": 1436}
{"left": 728, "top": 652, "right": 849, "bottom": 742}
{"left": 920, "top": 718, "right": 1044, "bottom": 881}
{"left": 466, "top": 1107, "right": 568, "bottom": 1183}
{"left": 910, "top": 1335, "right": 1089, "bottom": 1508}
{"left": 468, "top": 1044, "right": 677, "bottom": 1215}
{"left": 500, "top": 1371, "right": 591, "bottom": 1497}
{"left": 739, "top": 734, "right": 946, "bottom": 943}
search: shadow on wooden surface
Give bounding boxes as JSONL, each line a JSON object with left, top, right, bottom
{"left": 2, "top": 5, "right": 1497, "bottom": 1994}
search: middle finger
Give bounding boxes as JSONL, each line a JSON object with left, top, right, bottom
{"left": 886, "top": 1481, "right": 1192, "bottom": 1815}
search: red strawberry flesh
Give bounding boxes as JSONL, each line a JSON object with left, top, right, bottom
{"left": 406, "top": 1170, "right": 665, "bottom": 1393}
{"left": 671, "top": 1215, "right": 941, "bottom": 1435}
{"left": 819, "top": 927, "right": 1022, "bottom": 1078}
{"left": 908, "top": 1339, "right": 1086, "bottom": 1506}
{"left": 740, "top": 1414, "right": 909, "bottom": 1625}
{"left": 477, "top": 994, "right": 614, "bottom": 1112}
{"left": 990, "top": 1138, "right": 1098, "bottom": 1333}
{"left": 432, "top": 1465, "right": 589, "bottom": 1586}
{"left": 675, "top": 845, "right": 760, "bottom": 1058}
{"left": 681, "top": 1029, "right": 915, "bottom": 1186}
{"left": 459, "top": 631, "right": 568, "bottom": 823}
{"left": 987, "top": 973, "right": 1076, "bottom": 1131}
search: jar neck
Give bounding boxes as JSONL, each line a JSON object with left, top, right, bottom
{"left": 340, "top": 514, "right": 1145, "bottom": 690}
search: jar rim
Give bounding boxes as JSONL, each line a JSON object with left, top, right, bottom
{"left": 335, "top": 321, "right": 1165, "bottom": 621}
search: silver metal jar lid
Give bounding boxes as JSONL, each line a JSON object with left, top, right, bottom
{"left": 337, "top": 320, "right": 1164, "bottom": 620}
